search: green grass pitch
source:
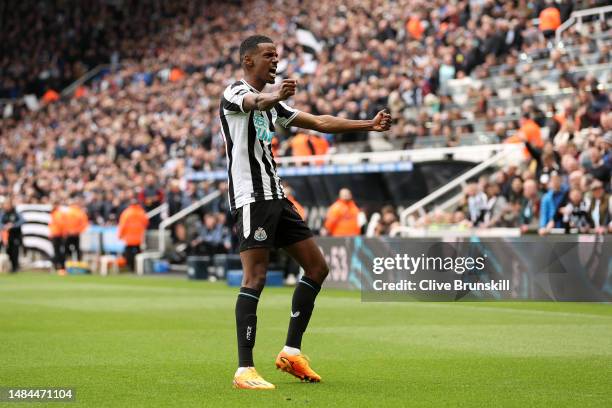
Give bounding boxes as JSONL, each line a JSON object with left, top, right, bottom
{"left": 0, "top": 272, "right": 611, "bottom": 407}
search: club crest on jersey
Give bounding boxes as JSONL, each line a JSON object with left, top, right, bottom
{"left": 254, "top": 227, "right": 267, "bottom": 241}
{"left": 254, "top": 112, "right": 274, "bottom": 143}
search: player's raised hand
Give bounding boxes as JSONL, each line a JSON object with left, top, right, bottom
{"left": 278, "top": 79, "right": 297, "bottom": 100}
{"left": 371, "top": 109, "right": 392, "bottom": 132}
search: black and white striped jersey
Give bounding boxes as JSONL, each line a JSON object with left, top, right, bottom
{"left": 219, "top": 79, "right": 299, "bottom": 211}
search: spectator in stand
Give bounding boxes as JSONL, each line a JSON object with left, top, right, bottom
{"left": 587, "top": 146, "right": 611, "bottom": 186}
{"left": 64, "top": 197, "right": 89, "bottom": 262}
{"left": 118, "top": 198, "right": 149, "bottom": 271}
{"left": 519, "top": 179, "right": 541, "bottom": 233}
{"left": 601, "top": 131, "right": 612, "bottom": 166}
{"left": 505, "top": 176, "right": 524, "bottom": 204}
{"left": 374, "top": 205, "right": 400, "bottom": 236}
{"left": 561, "top": 189, "right": 591, "bottom": 234}
{"left": 323, "top": 188, "right": 361, "bottom": 237}
{"left": 586, "top": 179, "right": 610, "bottom": 234}
{"left": 139, "top": 174, "right": 165, "bottom": 229}
{"left": 166, "top": 179, "right": 186, "bottom": 243}
{"left": 481, "top": 182, "right": 508, "bottom": 228}
{"left": 0, "top": 199, "right": 24, "bottom": 272}
{"left": 539, "top": 172, "right": 569, "bottom": 235}
{"left": 188, "top": 213, "right": 230, "bottom": 257}
{"left": 460, "top": 183, "right": 487, "bottom": 226}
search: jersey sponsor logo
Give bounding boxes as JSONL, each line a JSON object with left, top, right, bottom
{"left": 254, "top": 227, "right": 267, "bottom": 241}
{"left": 254, "top": 112, "right": 274, "bottom": 143}
{"left": 290, "top": 311, "right": 300, "bottom": 318}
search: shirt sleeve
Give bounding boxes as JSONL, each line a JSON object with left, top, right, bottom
{"left": 222, "top": 83, "right": 252, "bottom": 114}
{"left": 274, "top": 101, "right": 300, "bottom": 128}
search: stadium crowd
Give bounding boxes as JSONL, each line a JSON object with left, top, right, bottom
{"left": 0, "top": 0, "right": 610, "bottom": 247}
{"left": 412, "top": 118, "right": 612, "bottom": 234}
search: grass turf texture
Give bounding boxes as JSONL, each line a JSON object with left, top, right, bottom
{"left": 0, "top": 273, "right": 611, "bottom": 408}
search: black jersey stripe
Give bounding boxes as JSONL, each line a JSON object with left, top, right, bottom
{"left": 247, "top": 111, "right": 265, "bottom": 199}
{"left": 222, "top": 96, "right": 242, "bottom": 112}
{"left": 231, "top": 81, "right": 243, "bottom": 89}
{"left": 259, "top": 139, "right": 279, "bottom": 199}
{"left": 219, "top": 104, "right": 236, "bottom": 209}
{"left": 274, "top": 103, "right": 293, "bottom": 118}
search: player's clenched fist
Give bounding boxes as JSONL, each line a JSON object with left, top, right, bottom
{"left": 370, "top": 109, "right": 392, "bottom": 132}
{"left": 278, "top": 79, "right": 297, "bottom": 100}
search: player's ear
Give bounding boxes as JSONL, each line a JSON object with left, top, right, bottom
{"left": 243, "top": 54, "right": 254, "bottom": 69}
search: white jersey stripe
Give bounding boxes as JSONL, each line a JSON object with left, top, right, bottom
{"left": 243, "top": 203, "right": 251, "bottom": 238}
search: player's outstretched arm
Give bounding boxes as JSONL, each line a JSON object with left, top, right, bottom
{"left": 242, "top": 79, "right": 297, "bottom": 112}
{"left": 291, "top": 109, "right": 392, "bottom": 133}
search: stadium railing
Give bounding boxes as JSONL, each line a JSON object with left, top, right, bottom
{"left": 487, "top": 50, "right": 603, "bottom": 77}
{"left": 412, "top": 133, "right": 498, "bottom": 149}
{"left": 157, "top": 190, "right": 221, "bottom": 254}
{"left": 556, "top": 5, "right": 612, "bottom": 43}
{"left": 146, "top": 203, "right": 168, "bottom": 220}
{"left": 486, "top": 83, "right": 612, "bottom": 110}
{"left": 398, "top": 144, "right": 523, "bottom": 226}
{"left": 275, "top": 144, "right": 516, "bottom": 168}
{"left": 476, "top": 59, "right": 611, "bottom": 89}
{"left": 450, "top": 114, "right": 520, "bottom": 133}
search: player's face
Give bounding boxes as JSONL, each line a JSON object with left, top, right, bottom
{"left": 254, "top": 43, "right": 279, "bottom": 84}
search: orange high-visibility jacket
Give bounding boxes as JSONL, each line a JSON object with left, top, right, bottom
{"left": 49, "top": 207, "right": 67, "bottom": 238}
{"left": 407, "top": 16, "right": 424, "bottom": 40}
{"left": 539, "top": 7, "right": 561, "bottom": 31}
{"left": 520, "top": 119, "right": 543, "bottom": 148}
{"left": 64, "top": 205, "right": 89, "bottom": 236}
{"left": 311, "top": 135, "right": 329, "bottom": 156}
{"left": 290, "top": 133, "right": 315, "bottom": 156}
{"left": 324, "top": 199, "right": 361, "bottom": 237}
{"left": 118, "top": 204, "right": 149, "bottom": 246}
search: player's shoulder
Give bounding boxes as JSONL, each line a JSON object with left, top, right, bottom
{"left": 224, "top": 80, "right": 248, "bottom": 93}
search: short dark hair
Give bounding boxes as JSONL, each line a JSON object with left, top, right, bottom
{"left": 239, "top": 35, "right": 274, "bottom": 62}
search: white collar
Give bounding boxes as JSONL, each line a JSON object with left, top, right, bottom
{"left": 241, "top": 79, "right": 261, "bottom": 93}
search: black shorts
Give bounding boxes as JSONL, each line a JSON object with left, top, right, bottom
{"left": 232, "top": 198, "right": 313, "bottom": 252}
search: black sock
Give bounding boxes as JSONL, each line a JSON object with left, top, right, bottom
{"left": 236, "top": 287, "right": 261, "bottom": 367}
{"left": 285, "top": 276, "right": 321, "bottom": 349}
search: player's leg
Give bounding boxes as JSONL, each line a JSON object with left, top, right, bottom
{"left": 7, "top": 233, "right": 20, "bottom": 272}
{"left": 283, "top": 237, "right": 328, "bottom": 349}
{"left": 233, "top": 247, "right": 276, "bottom": 389}
{"left": 236, "top": 247, "right": 268, "bottom": 368}
{"left": 233, "top": 201, "right": 282, "bottom": 390}
{"left": 274, "top": 199, "right": 328, "bottom": 382}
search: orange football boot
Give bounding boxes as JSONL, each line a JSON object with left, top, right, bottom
{"left": 275, "top": 351, "right": 321, "bottom": 382}
{"left": 233, "top": 367, "right": 275, "bottom": 390}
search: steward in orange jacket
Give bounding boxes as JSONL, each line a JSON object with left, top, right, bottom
{"left": 49, "top": 204, "right": 68, "bottom": 270}
{"left": 118, "top": 202, "right": 149, "bottom": 271}
{"left": 324, "top": 188, "right": 361, "bottom": 237}
{"left": 64, "top": 202, "right": 88, "bottom": 261}
{"left": 539, "top": 6, "right": 561, "bottom": 36}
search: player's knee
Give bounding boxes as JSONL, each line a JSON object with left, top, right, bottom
{"left": 242, "top": 264, "right": 268, "bottom": 290}
{"left": 305, "top": 261, "right": 329, "bottom": 283}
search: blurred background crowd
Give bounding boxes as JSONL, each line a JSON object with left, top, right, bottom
{"left": 0, "top": 0, "right": 610, "bottom": 257}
